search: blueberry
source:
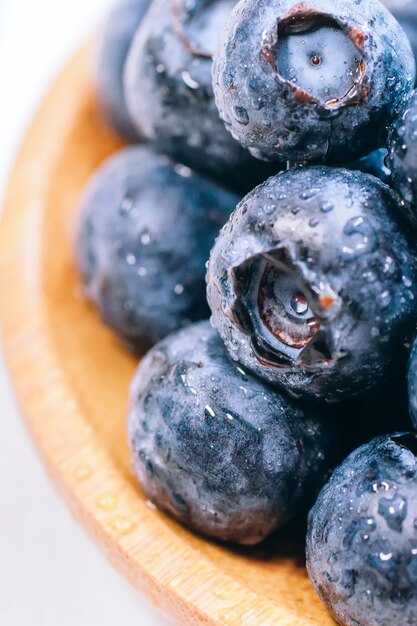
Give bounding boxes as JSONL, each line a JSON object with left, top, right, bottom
{"left": 347, "top": 149, "right": 392, "bottom": 186}
{"left": 128, "top": 320, "right": 342, "bottom": 545}
{"left": 307, "top": 433, "right": 417, "bottom": 626}
{"left": 388, "top": 90, "right": 417, "bottom": 215}
{"left": 124, "top": 0, "right": 280, "bottom": 193}
{"left": 96, "top": 0, "right": 151, "bottom": 139}
{"left": 407, "top": 336, "right": 417, "bottom": 427}
{"left": 213, "top": 0, "right": 416, "bottom": 163}
{"left": 384, "top": 0, "right": 417, "bottom": 65}
{"left": 207, "top": 167, "right": 417, "bottom": 402}
{"left": 76, "top": 146, "right": 238, "bottom": 353}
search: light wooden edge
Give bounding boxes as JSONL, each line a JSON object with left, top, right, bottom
{"left": 0, "top": 42, "right": 317, "bottom": 626}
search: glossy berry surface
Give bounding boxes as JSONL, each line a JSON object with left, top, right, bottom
{"left": 388, "top": 90, "right": 417, "bottom": 213}
{"left": 407, "top": 337, "right": 417, "bottom": 428}
{"left": 124, "top": 0, "right": 279, "bottom": 192}
{"left": 307, "top": 433, "right": 417, "bottom": 626}
{"left": 76, "top": 146, "right": 238, "bottom": 353}
{"left": 96, "top": 0, "right": 151, "bottom": 139}
{"left": 128, "top": 321, "right": 342, "bottom": 545}
{"left": 207, "top": 167, "right": 417, "bottom": 402}
{"left": 213, "top": 0, "right": 415, "bottom": 163}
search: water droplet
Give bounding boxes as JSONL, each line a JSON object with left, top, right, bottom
{"left": 181, "top": 70, "right": 200, "bottom": 89}
{"left": 146, "top": 499, "right": 157, "bottom": 511}
{"left": 96, "top": 493, "right": 118, "bottom": 511}
{"left": 378, "top": 492, "right": 407, "bottom": 532}
{"left": 74, "top": 465, "right": 92, "bottom": 481}
{"left": 403, "top": 276, "right": 413, "bottom": 288}
{"left": 137, "top": 266, "right": 148, "bottom": 277}
{"left": 300, "top": 188, "right": 320, "bottom": 200}
{"left": 379, "top": 291, "right": 391, "bottom": 309}
{"left": 320, "top": 201, "right": 334, "bottom": 213}
{"left": 141, "top": 231, "right": 151, "bottom": 245}
{"left": 126, "top": 253, "right": 137, "bottom": 266}
{"left": 379, "top": 551, "right": 393, "bottom": 561}
{"left": 309, "top": 217, "right": 319, "bottom": 227}
{"left": 174, "top": 164, "right": 192, "bottom": 178}
{"left": 174, "top": 283, "right": 184, "bottom": 295}
{"left": 342, "top": 216, "right": 377, "bottom": 260}
{"left": 120, "top": 197, "right": 133, "bottom": 214}
{"left": 232, "top": 106, "right": 249, "bottom": 125}
{"left": 205, "top": 405, "right": 216, "bottom": 418}
{"left": 110, "top": 516, "right": 135, "bottom": 534}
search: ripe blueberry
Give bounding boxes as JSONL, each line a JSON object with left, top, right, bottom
{"left": 207, "top": 167, "right": 417, "bottom": 402}
{"left": 124, "top": 0, "right": 280, "bottom": 193}
{"left": 128, "top": 321, "right": 342, "bottom": 545}
{"left": 307, "top": 433, "right": 417, "bottom": 626}
{"left": 76, "top": 146, "right": 238, "bottom": 353}
{"left": 213, "top": 0, "right": 416, "bottom": 163}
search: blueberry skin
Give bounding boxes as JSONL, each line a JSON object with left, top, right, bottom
{"left": 207, "top": 167, "right": 417, "bottom": 402}
{"left": 124, "top": 0, "right": 280, "bottom": 193}
{"left": 96, "top": 0, "right": 151, "bottom": 139}
{"left": 407, "top": 337, "right": 417, "bottom": 427}
{"left": 384, "top": 0, "right": 417, "bottom": 64}
{"left": 76, "top": 146, "right": 238, "bottom": 353}
{"left": 388, "top": 90, "right": 417, "bottom": 214}
{"left": 213, "top": 0, "right": 416, "bottom": 163}
{"left": 128, "top": 320, "right": 342, "bottom": 545}
{"left": 347, "top": 149, "right": 392, "bottom": 186}
{"left": 307, "top": 433, "right": 417, "bottom": 626}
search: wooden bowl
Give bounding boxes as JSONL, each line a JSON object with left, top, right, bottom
{"left": 0, "top": 43, "right": 335, "bottom": 626}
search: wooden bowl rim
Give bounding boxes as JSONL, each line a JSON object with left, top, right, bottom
{"left": 0, "top": 42, "right": 327, "bottom": 626}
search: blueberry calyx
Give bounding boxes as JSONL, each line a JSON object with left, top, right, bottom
{"left": 263, "top": 4, "right": 367, "bottom": 112}
{"left": 231, "top": 246, "right": 342, "bottom": 370}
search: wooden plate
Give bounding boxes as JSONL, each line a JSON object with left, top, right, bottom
{"left": 0, "top": 43, "right": 335, "bottom": 626}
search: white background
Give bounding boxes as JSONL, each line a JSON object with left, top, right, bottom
{"left": 0, "top": 1, "right": 170, "bottom": 624}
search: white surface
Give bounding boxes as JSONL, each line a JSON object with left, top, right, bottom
{"left": 0, "top": 2, "right": 170, "bottom": 625}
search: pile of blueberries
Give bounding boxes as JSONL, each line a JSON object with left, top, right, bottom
{"left": 76, "top": 0, "right": 417, "bottom": 623}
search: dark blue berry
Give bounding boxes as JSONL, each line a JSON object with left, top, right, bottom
{"left": 96, "top": 0, "right": 151, "bottom": 139}
{"left": 388, "top": 90, "right": 417, "bottom": 216}
{"left": 213, "top": 0, "right": 415, "bottom": 163}
{"left": 128, "top": 321, "right": 343, "bottom": 545}
{"left": 76, "top": 146, "right": 238, "bottom": 353}
{"left": 124, "top": 0, "right": 280, "bottom": 193}
{"left": 307, "top": 433, "right": 417, "bottom": 626}
{"left": 207, "top": 167, "right": 417, "bottom": 402}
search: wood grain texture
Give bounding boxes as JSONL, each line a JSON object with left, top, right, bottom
{"left": 0, "top": 43, "right": 336, "bottom": 626}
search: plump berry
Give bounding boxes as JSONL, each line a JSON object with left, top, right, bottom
{"left": 388, "top": 90, "right": 417, "bottom": 215}
{"left": 407, "top": 336, "right": 417, "bottom": 428}
{"left": 96, "top": 0, "right": 151, "bottom": 138}
{"left": 307, "top": 433, "right": 417, "bottom": 626}
{"left": 76, "top": 146, "right": 238, "bottom": 353}
{"left": 124, "top": 0, "right": 280, "bottom": 192}
{"left": 213, "top": 0, "right": 415, "bottom": 163}
{"left": 128, "top": 321, "right": 344, "bottom": 545}
{"left": 207, "top": 167, "right": 417, "bottom": 402}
